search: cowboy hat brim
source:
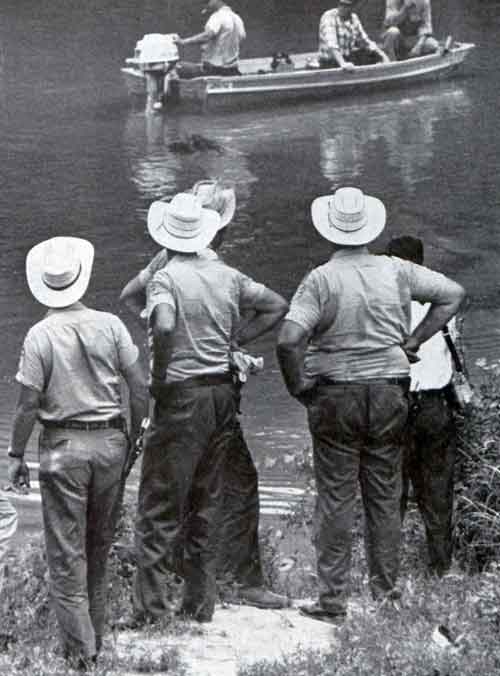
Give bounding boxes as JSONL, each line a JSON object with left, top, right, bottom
{"left": 26, "top": 237, "right": 95, "bottom": 308}
{"left": 147, "top": 201, "right": 220, "bottom": 253}
{"left": 311, "top": 194, "right": 386, "bottom": 246}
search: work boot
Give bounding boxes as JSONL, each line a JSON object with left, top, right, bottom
{"left": 114, "top": 611, "right": 157, "bottom": 631}
{"left": 236, "top": 586, "right": 289, "bottom": 610}
{"left": 298, "top": 602, "right": 346, "bottom": 625}
{"left": 174, "top": 606, "right": 213, "bottom": 623}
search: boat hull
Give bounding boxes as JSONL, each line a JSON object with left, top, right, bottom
{"left": 121, "top": 43, "right": 475, "bottom": 112}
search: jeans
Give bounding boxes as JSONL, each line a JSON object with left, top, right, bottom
{"left": 0, "top": 493, "right": 18, "bottom": 595}
{"left": 401, "top": 389, "right": 456, "bottom": 575}
{"left": 134, "top": 382, "right": 236, "bottom": 621}
{"left": 38, "top": 427, "right": 127, "bottom": 659}
{"left": 307, "top": 380, "right": 408, "bottom": 614}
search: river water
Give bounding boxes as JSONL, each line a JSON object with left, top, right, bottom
{"left": 0, "top": 0, "right": 498, "bottom": 531}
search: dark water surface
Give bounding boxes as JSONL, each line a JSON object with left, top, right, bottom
{"left": 0, "top": 1, "right": 498, "bottom": 529}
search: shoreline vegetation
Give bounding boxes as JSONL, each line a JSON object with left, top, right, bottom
{"left": 2, "top": 368, "right": 500, "bottom": 675}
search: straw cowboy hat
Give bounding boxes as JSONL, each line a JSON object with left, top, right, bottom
{"left": 192, "top": 180, "right": 236, "bottom": 229}
{"left": 311, "top": 187, "right": 386, "bottom": 246}
{"left": 26, "top": 237, "right": 94, "bottom": 308}
{"left": 147, "top": 192, "right": 220, "bottom": 253}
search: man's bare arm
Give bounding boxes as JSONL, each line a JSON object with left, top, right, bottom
{"left": 277, "top": 320, "right": 317, "bottom": 399}
{"left": 234, "top": 288, "right": 288, "bottom": 346}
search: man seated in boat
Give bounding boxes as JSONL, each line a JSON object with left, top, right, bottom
{"left": 382, "top": 0, "right": 439, "bottom": 61}
{"left": 173, "top": 0, "right": 245, "bottom": 78}
{"left": 318, "top": 0, "right": 389, "bottom": 71}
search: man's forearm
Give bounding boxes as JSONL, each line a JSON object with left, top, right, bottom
{"left": 276, "top": 342, "right": 308, "bottom": 396}
{"left": 235, "top": 310, "right": 285, "bottom": 346}
{"left": 411, "top": 298, "right": 464, "bottom": 347}
{"left": 10, "top": 407, "right": 38, "bottom": 458}
{"left": 182, "top": 31, "right": 211, "bottom": 46}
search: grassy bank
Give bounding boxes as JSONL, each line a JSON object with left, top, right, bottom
{"left": 1, "top": 373, "right": 500, "bottom": 674}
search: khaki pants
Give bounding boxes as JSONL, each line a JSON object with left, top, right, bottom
{"left": 307, "top": 381, "right": 408, "bottom": 614}
{"left": 39, "top": 427, "right": 128, "bottom": 660}
{"left": 0, "top": 493, "right": 18, "bottom": 595}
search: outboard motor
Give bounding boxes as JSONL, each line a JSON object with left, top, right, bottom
{"left": 134, "top": 34, "right": 179, "bottom": 111}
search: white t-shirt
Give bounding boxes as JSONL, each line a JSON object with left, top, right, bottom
{"left": 202, "top": 5, "right": 246, "bottom": 68}
{"left": 410, "top": 301, "right": 454, "bottom": 392}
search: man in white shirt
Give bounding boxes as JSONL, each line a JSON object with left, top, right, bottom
{"left": 387, "top": 236, "right": 457, "bottom": 577}
{"left": 174, "top": 0, "right": 246, "bottom": 77}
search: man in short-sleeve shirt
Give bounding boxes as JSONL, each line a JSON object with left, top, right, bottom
{"left": 277, "top": 188, "right": 464, "bottom": 624}
{"left": 7, "top": 237, "right": 147, "bottom": 669}
{"left": 382, "top": 0, "right": 439, "bottom": 61}
{"left": 131, "top": 193, "right": 288, "bottom": 624}
{"left": 175, "top": 0, "right": 246, "bottom": 77}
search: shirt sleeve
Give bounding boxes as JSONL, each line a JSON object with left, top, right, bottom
{"left": 400, "top": 260, "right": 460, "bottom": 304}
{"left": 285, "top": 270, "right": 324, "bottom": 333}
{"left": 319, "top": 11, "right": 339, "bottom": 51}
{"left": 113, "top": 318, "right": 139, "bottom": 369}
{"left": 353, "top": 14, "right": 376, "bottom": 50}
{"left": 238, "top": 273, "right": 266, "bottom": 312}
{"left": 205, "top": 12, "right": 222, "bottom": 37}
{"left": 15, "top": 329, "right": 46, "bottom": 392}
{"left": 138, "top": 250, "right": 168, "bottom": 287}
{"left": 146, "top": 269, "right": 177, "bottom": 320}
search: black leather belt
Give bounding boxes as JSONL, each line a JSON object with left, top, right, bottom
{"left": 164, "top": 373, "right": 234, "bottom": 391}
{"left": 317, "top": 377, "right": 410, "bottom": 388}
{"left": 41, "top": 416, "right": 126, "bottom": 431}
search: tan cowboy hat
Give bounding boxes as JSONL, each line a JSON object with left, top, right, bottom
{"left": 311, "top": 187, "right": 386, "bottom": 246}
{"left": 192, "top": 180, "right": 236, "bottom": 229}
{"left": 26, "top": 237, "right": 94, "bottom": 308}
{"left": 147, "top": 192, "right": 220, "bottom": 253}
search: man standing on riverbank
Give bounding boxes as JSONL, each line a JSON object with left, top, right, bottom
{"left": 132, "top": 192, "right": 288, "bottom": 624}
{"left": 318, "top": 0, "right": 389, "bottom": 70}
{"left": 7, "top": 237, "right": 147, "bottom": 670}
{"left": 277, "top": 187, "right": 465, "bottom": 624}
{"left": 174, "top": 0, "right": 246, "bottom": 77}
{"left": 120, "top": 182, "right": 287, "bottom": 610}
{"left": 382, "top": 0, "right": 439, "bottom": 61}
{"left": 387, "top": 236, "right": 458, "bottom": 577}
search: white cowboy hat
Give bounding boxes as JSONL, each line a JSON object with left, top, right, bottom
{"left": 147, "top": 192, "right": 220, "bottom": 253}
{"left": 26, "top": 237, "right": 95, "bottom": 308}
{"left": 192, "top": 180, "right": 236, "bottom": 229}
{"left": 311, "top": 187, "right": 386, "bottom": 246}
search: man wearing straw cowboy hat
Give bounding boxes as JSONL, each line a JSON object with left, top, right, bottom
{"left": 277, "top": 187, "right": 464, "bottom": 624}
{"left": 131, "top": 192, "right": 288, "bottom": 624}
{"left": 121, "top": 180, "right": 288, "bottom": 610}
{"left": 7, "top": 237, "right": 147, "bottom": 669}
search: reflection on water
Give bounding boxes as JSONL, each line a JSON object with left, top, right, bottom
{"left": 319, "top": 88, "right": 472, "bottom": 193}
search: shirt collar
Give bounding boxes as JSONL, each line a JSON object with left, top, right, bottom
{"left": 331, "top": 246, "right": 370, "bottom": 260}
{"left": 46, "top": 301, "right": 86, "bottom": 316}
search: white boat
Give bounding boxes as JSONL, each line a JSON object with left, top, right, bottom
{"left": 121, "top": 40, "right": 475, "bottom": 112}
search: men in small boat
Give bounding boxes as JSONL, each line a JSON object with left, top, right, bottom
{"left": 318, "top": 0, "right": 389, "bottom": 71}
{"left": 130, "top": 192, "right": 288, "bottom": 624}
{"left": 8, "top": 237, "right": 147, "bottom": 669}
{"left": 174, "top": 0, "right": 246, "bottom": 78}
{"left": 382, "top": 0, "right": 439, "bottom": 61}
{"left": 120, "top": 181, "right": 288, "bottom": 611}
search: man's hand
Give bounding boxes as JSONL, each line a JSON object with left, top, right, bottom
{"left": 172, "top": 35, "right": 184, "bottom": 46}
{"left": 341, "top": 61, "right": 356, "bottom": 72}
{"left": 401, "top": 336, "right": 421, "bottom": 364}
{"left": 8, "top": 457, "right": 30, "bottom": 492}
{"left": 294, "top": 377, "right": 319, "bottom": 407}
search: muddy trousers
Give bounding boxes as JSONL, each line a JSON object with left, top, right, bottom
{"left": 38, "top": 427, "right": 128, "bottom": 661}
{"left": 401, "top": 390, "right": 456, "bottom": 576}
{"left": 133, "top": 382, "right": 236, "bottom": 621}
{"left": 0, "top": 493, "right": 18, "bottom": 595}
{"left": 216, "top": 418, "right": 264, "bottom": 588}
{"left": 307, "top": 381, "right": 408, "bottom": 614}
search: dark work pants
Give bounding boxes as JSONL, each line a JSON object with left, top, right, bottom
{"left": 133, "top": 383, "right": 236, "bottom": 621}
{"left": 401, "top": 390, "right": 456, "bottom": 576}
{"left": 319, "top": 49, "right": 383, "bottom": 68}
{"left": 38, "top": 427, "right": 127, "bottom": 660}
{"left": 307, "top": 381, "right": 408, "bottom": 614}
{"left": 216, "top": 417, "right": 264, "bottom": 588}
